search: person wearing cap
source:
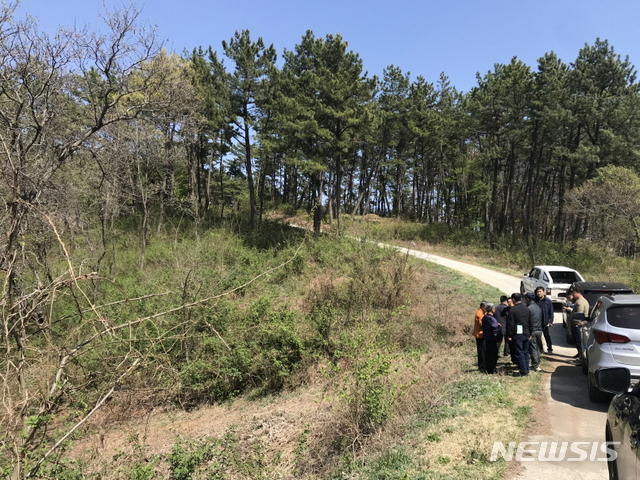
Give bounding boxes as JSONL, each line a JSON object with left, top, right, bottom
{"left": 535, "top": 286, "right": 554, "bottom": 353}
{"left": 506, "top": 293, "right": 534, "bottom": 376}
{"left": 482, "top": 303, "right": 502, "bottom": 374}
{"left": 524, "top": 292, "right": 543, "bottom": 372}
{"left": 563, "top": 286, "right": 589, "bottom": 358}
{"left": 473, "top": 300, "right": 488, "bottom": 373}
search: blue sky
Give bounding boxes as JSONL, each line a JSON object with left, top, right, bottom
{"left": 18, "top": 0, "right": 640, "bottom": 93}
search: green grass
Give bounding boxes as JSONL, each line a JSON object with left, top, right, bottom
{"left": 343, "top": 370, "right": 541, "bottom": 480}
{"left": 12, "top": 219, "right": 546, "bottom": 479}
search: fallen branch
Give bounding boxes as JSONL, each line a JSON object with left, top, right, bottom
{"left": 26, "top": 357, "right": 141, "bottom": 478}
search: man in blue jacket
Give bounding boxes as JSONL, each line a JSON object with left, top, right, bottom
{"left": 535, "top": 286, "right": 554, "bottom": 354}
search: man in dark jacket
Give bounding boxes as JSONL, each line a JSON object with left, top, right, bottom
{"left": 494, "top": 295, "right": 510, "bottom": 357}
{"left": 524, "top": 292, "right": 543, "bottom": 372}
{"left": 506, "top": 293, "right": 534, "bottom": 376}
{"left": 482, "top": 303, "right": 502, "bottom": 374}
{"left": 535, "top": 286, "right": 554, "bottom": 353}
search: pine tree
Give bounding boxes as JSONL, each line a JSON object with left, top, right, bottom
{"left": 222, "top": 30, "right": 276, "bottom": 228}
{"left": 278, "top": 31, "right": 374, "bottom": 233}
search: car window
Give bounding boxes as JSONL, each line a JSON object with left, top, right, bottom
{"left": 606, "top": 306, "right": 640, "bottom": 329}
{"left": 549, "top": 271, "right": 580, "bottom": 284}
{"left": 584, "top": 291, "right": 634, "bottom": 306}
{"left": 532, "top": 269, "right": 540, "bottom": 279}
{"left": 584, "top": 293, "right": 604, "bottom": 306}
{"left": 542, "top": 272, "right": 549, "bottom": 282}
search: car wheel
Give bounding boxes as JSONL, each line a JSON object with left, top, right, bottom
{"left": 588, "top": 371, "right": 611, "bottom": 403}
{"left": 606, "top": 423, "right": 619, "bottom": 480}
{"left": 581, "top": 353, "right": 588, "bottom": 375}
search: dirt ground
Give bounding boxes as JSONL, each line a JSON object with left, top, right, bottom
{"left": 70, "top": 377, "right": 335, "bottom": 477}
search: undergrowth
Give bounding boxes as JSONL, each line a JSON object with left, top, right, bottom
{"left": 16, "top": 220, "right": 543, "bottom": 479}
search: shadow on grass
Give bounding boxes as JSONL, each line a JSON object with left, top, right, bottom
{"left": 240, "top": 220, "right": 308, "bottom": 250}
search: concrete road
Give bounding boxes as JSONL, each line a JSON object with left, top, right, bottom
{"left": 393, "top": 245, "right": 610, "bottom": 480}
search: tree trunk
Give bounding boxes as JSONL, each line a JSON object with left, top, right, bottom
{"left": 313, "top": 172, "right": 323, "bottom": 235}
{"left": 243, "top": 107, "right": 256, "bottom": 228}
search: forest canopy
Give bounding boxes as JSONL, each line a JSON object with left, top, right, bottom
{"left": 0, "top": 4, "right": 635, "bottom": 246}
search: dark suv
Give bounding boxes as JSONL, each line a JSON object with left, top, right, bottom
{"left": 596, "top": 368, "right": 640, "bottom": 478}
{"left": 562, "top": 281, "right": 635, "bottom": 343}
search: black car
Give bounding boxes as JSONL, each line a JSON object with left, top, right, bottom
{"left": 562, "top": 282, "right": 635, "bottom": 344}
{"left": 597, "top": 368, "right": 640, "bottom": 479}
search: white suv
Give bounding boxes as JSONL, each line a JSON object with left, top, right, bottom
{"left": 580, "top": 295, "right": 640, "bottom": 402}
{"left": 520, "top": 265, "right": 584, "bottom": 303}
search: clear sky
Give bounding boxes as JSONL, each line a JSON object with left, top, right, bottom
{"left": 17, "top": 0, "right": 640, "bottom": 93}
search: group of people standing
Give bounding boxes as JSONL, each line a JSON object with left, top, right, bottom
{"left": 473, "top": 288, "right": 555, "bottom": 376}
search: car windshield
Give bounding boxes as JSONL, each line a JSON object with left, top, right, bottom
{"left": 606, "top": 306, "right": 640, "bottom": 329}
{"left": 548, "top": 271, "right": 580, "bottom": 284}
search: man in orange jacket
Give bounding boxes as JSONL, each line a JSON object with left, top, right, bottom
{"left": 474, "top": 300, "right": 488, "bottom": 373}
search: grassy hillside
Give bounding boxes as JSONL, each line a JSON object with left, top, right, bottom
{"left": 4, "top": 221, "right": 542, "bottom": 479}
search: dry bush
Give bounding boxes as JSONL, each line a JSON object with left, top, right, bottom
{"left": 304, "top": 274, "right": 352, "bottom": 308}
{"left": 296, "top": 345, "right": 473, "bottom": 478}
{"left": 386, "top": 264, "right": 470, "bottom": 350}
{"left": 290, "top": 256, "right": 478, "bottom": 476}
{"left": 362, "top": 214, "right": 382, "bottom": 222}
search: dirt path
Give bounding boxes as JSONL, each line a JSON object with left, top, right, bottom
{"left": 394, "top": 245, "right": 609, "bottom": 480}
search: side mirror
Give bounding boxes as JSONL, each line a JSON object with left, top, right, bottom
{"left": 595, "top": 368, "right": 630, "bottom": 394}
{"left": 523, "top": 273, "right": 529, "bottom": 277}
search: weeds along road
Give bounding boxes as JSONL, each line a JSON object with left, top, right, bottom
{"left": 391, "top": 245, "right": 610, "bottom": 480}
